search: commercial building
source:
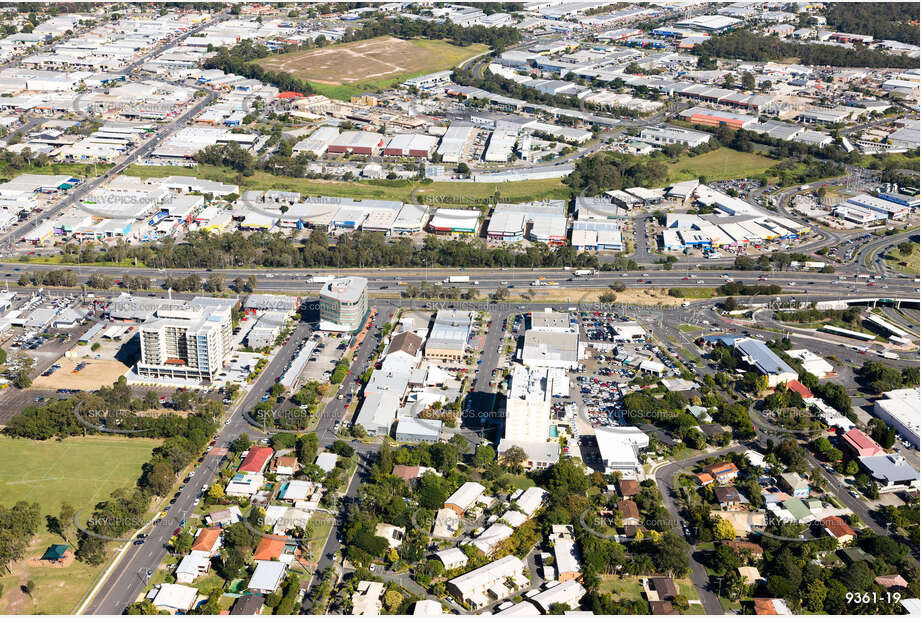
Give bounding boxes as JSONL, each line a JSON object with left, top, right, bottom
{"left": 136, "top": 298, "right": 234, "bottom": 383}
{"left": 873, "top": 388, "right": 920, "bottom": 448}
{"left": 679, "top": 106, "right": 755, "bottom": 130}
{"left": 326, "top": 131, "right": 385, "bottom": 155}
{"left": 675, "top": 14, "right": 742, "bottom": 33}
{"left": 733, "top": 338, "right": 798, "bottom": 387}
{"left": 486, "top": 201, "right": 567, "bottom": 245}
{"left": 857, "top": 453, "right": 920, "bottom": 493}
{"left": 846, "top": 193, "right": 909, "bottom": 220}
{"left": 436, "top": 123, "right": 474, "bottom": 163}
{"left": 428, "top": 208, "right": 480, "bottom": 235}
{"left": 425, "top": 310, "right": 474, "bottom": 362}
{"left": 571, "top": 220, "right": 623, "bottom": 251}
{"left": 594, "top": 426, "right": 649, "bottom": 475}
{"left": 841, "top": 428, "right": 884, "bottom": 458}
{"left": 395, "top": 417, "right": 443, "bottom": 443}
{"left": 484, "top": 129, "right": 517, "bottom": 162}
{"left": 355, "top": 392, "right": 401, "bottom": 436}
{"left": 318, "top": 276, "right": 368, "bottom": 333}
{"left": 787, "top": 349, "right": 834, "bottom": 378}
{"left": 292, "top": 126, "right": 339, "bottom": 157}
{"left": 640, "top": 125, "right": 712, "bottom": 148}
{"left": 382, "top": 133, "right": 438, "bottom": 158}
{"left": 522, "top": 331, "right": 579, "bottom": 370}
{"left": 502, "top": 364, "right": 552, "bottom": 444}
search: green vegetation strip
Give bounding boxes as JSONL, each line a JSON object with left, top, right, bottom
{"left": 125, "top": 164, "right": 570, "bottom": 203}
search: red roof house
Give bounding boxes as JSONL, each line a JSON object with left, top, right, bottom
{"left": 190, "top": 527, "right": 222, "bottom": 555}
{"left": 785, "top": 379, "right": 813, "bottom": 400}
{"left": 239, "top": 447, "right": 274, "bottom": 473}
{"left": 821, "top": 515, "right": 856, "bottom": 545}
{"left": 253, "top": 534, "right": 288, "bottom": 561}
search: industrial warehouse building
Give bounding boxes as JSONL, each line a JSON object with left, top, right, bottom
{"left": 733, "top": 337, "right": 798, "bottom": 387}
{"left": 326, "top": 131, "right": 385, "bottom": 155}
{"left": 486, "top": 200, "right": 567, "bottom": 245}
{"left": 873, "top": 388, "right": 920, "bottom": 449}
{"left": 428, "top": 208, "right": 480, "bottom": 235}
{"left": 382, "top": 133, "right": 438, "bottom": 157}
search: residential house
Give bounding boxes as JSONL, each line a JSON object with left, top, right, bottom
{"left": 702, "top": 461, "right": 739, "bottom": 484}
{"left": 239, "top": 447, "right": 274, "bottom": 473}
{"left": 435, "top": 547, "right": 469, "bottom": 571}
{"left": 446, "top": 555, "right": 529, "bottom": 609}
{"left": 352, "top": 580, "right": 385, "bottom": 615}
{"left": 821, "top": 515, "right": 855, "bottom": 546}
{"left": 190, "top": 527, "right": 222, "bottom": 556}
{"left": 175, "top": 551, "right": 211, "bottom": 584}
{"left": 374, "top": 523, "right": 405, "bottom": 549}
{"left": 713, "top": 486, "right": 743, "bottom": 509}
{"left": 618, "top": 479, "right": 640, "bottom": 497}
{"left": 271, "top": 455, "right": 298, "bottom": 476}
{"left": 248, "top": 560, "right": 287, "bottom": 594}
{"left": 230, "top": 594, "right": 265, "bottom": 615}
{"left": 778, "top": 472, "right": 810, "bottom": 498}
{"left": 618, "top": 499, "right": 640, "bottom": 526}
{"left": 444, "top": 482, "right": 486, "bottom": 516}
{"left": 148, "top": 584, "right": 199, "bottom": 614}
{"left": 720, "top": 540, "right": 764, "bottom": 562}
{"left": 753, "top": 598, "right": 793, "bottom": 615}
{"left": 252, "top": 534, "right": 291, "bottom": 562}
{"left": 648, "top": 577, "right": 678, "bottom": 601}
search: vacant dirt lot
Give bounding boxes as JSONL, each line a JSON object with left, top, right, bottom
{"left": 255, "top": 36, "right": 487, "bottom": 86}
{"left": 32, "top": 356, "right": 130, "bottom": 391}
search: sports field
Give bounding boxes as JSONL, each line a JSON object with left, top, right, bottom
{"left": 254, "top": 36, "right": 488, "bottom": 100}
{"left": 0, "top": 435, "right": 157, "bottom": 516}
{"left": 0, "top": 435, "right": 158, "bottom": 614}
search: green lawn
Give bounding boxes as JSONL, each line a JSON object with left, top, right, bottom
{"left": 678, "top": 324, "right": 703, "bottom": 333}
{"left": 599, "top": 575, "right": 645, "bottom": 601}
{"left": 305, "top": 512, "right": 334, "bottom": 565}
{"left": 882, "top": 241, "right": 919, "bottom": 276}
{"left": 125, "top": 165, "right": 571, "bottom": 204}
{"left": 0, "top": 436, "right": 158, "bottom": 615}
{"left": 668, "top": 287, "right": 718, "bottom": 299}
{"left": 0, "top": 435, "right": 158, "bottom": 515}
{"left": 666, "top": 148, "right": 776, "bottom": 184}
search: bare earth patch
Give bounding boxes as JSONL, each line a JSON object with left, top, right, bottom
{"left": 32, "top": 356, "right": 130, "bottom": 391}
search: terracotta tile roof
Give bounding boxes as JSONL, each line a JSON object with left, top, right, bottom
{"left": 253, "top": 534, "right": 288, "bottom": 561}
{"left": 190, "top": 527, "right": 222, "bottom": 553}
{"left": 821, "top": 515, "right": 856, "bottom": 538}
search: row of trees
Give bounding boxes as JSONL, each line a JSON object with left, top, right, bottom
{"left": 342, "top": 15, "right": 521, "bottom": 50}
{"left": 857, "top": 359, "right": 919, "bottom": 395}
{"left": 694, "top": 30, "right": 918, "bottom": 69}
{"left": 71, "top": 228, "right": 601, "bottom": 271}
{"left": 202, "top": 39, "right": 315, "bottom": 96}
